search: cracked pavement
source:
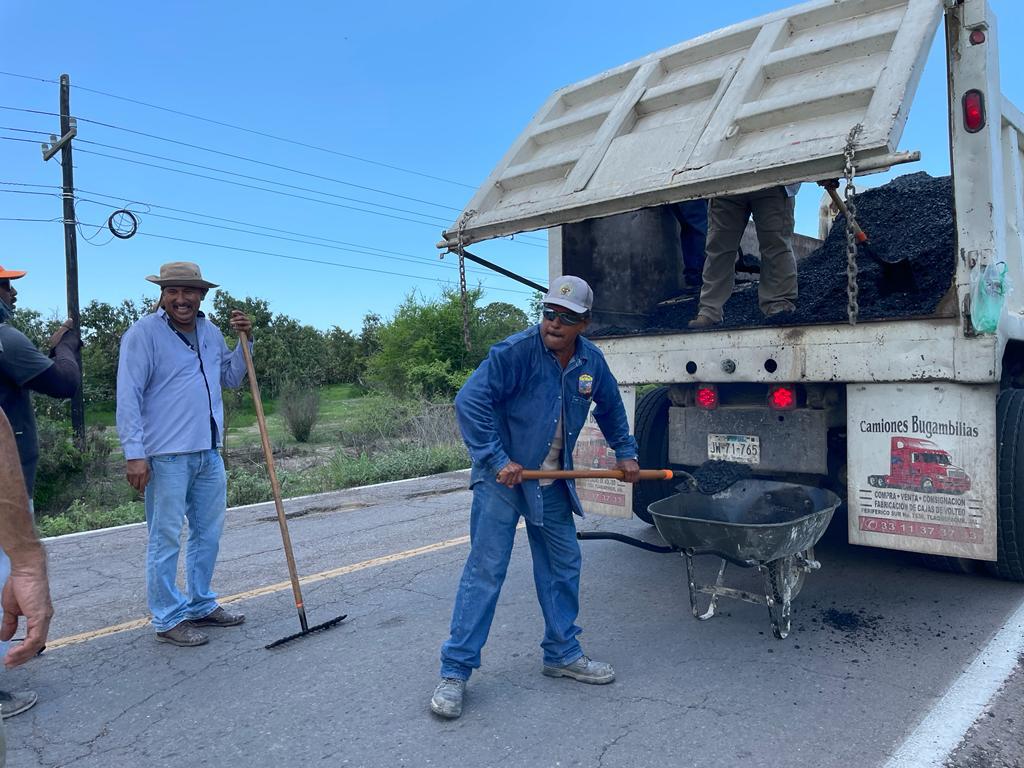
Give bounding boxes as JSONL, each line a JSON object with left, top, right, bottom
{"left": 6, "top": 470, "right": 1024, "bottom": 767}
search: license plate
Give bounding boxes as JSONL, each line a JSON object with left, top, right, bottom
{"left": 707, "top": 434, "right": 760, "bottom": 465}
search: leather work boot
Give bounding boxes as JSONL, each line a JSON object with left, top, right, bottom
{"left": 0, "top": 689, "right": 38, "bottom": 719}
{"left": 155, "top": 621, "right": 209, "bottom": 647}
{"left": 542, "top": 655, "right": 616, "bottom": 685}
{"left": 688, "top": 314, "right": 719, "bottom": 329}
{"left": 192, "top": 607, "right": 246, "bottom": 627}
{"left": 430, "top": 677, "right": 467, "bottom": 719}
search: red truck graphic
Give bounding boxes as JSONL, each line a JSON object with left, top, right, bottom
{"left": 867, "top": 437, "right": 971, "bottom": 495}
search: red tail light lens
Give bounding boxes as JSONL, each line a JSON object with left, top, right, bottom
{"left": 768, "top": 385, "right": 796, "bottom": 411}
{"left": 963, "top": 89, "right": 985, "bottom": 133}
{"left": 696, "top": 385, "right": 718, "bottom": 410}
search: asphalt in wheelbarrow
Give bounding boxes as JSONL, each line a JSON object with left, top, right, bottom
{"left": 647, "top": 479, "right": 842, "bottom": 565}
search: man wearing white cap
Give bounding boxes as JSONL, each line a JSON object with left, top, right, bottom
{"left": 116, "top": 262, "right": 252, "bottom": 647}
{"left": 431, "top": 275, "right": 640, "bottom": 719}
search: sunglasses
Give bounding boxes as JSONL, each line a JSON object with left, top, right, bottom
{"left": 542, "top": 307, "right": 586, "bottom": 326}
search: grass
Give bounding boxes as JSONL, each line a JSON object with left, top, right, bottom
{"left": 225, "top": 383, "right": 367, "bottom": 447}
{"left": 38, "top": 500, "right": 145, "bottom": 538}
{"left": 38, "top": 384, "right": 469, "bottom": 535}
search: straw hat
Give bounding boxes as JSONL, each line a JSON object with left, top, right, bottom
{"left": 145, "top": 261, "right": 218, "bottom": 289}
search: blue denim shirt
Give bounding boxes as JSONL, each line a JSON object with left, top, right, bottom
{"left": 454, "top": 325, "right": 638, "bottom": 525}
{"left": 116, "top": 309, "right": 249, "bottom": 460}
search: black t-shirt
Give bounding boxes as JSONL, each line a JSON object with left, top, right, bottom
{"left": 0, "top": 323, "right": 53, "bottom": 494}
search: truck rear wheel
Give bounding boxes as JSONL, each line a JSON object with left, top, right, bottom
{"left": 986, "top": 389, "right": 1024, "bottom": 581}
{"left": 633, "top": 386, "right": 674, "bottom": 525}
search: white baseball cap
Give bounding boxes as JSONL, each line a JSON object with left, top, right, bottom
{"left": 543, "top": 275, "right": 593, "bottom": 314}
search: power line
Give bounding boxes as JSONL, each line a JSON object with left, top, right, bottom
{"left": 0, "top": 181, "right": 545, "bottom": 284}
{"left": 74, "top": 138, "right": 454, "bottom": 222}
{"left": 0, "top": 111, "right": 548, "bottom": 247}
{"left": 0, "top": 71, "right": 477, "bottom": 189}
{"left": 73, "top": 197, "right": 538, "bottom": 282}
{"left": 0, "top": 179, "right": 546, "bottom": 278}
{"left": 79, "top": 221, "right": 535, "bottom": 296}
{"left": 72, "top": 122, "right": 463, "bottom": 212}
{"left": 72, "top": 146, "right": 452, "bottom": 230}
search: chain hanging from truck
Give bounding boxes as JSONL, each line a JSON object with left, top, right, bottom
{"left": 456, "top": 210, "right": 476, "bottom": 352}
{"left": 843, "top": 124, "right": 864, "bottom": 325}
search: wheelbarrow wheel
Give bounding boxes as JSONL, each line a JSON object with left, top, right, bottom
{"left": 764, "top": 556, "right": 806, "bottom": 639}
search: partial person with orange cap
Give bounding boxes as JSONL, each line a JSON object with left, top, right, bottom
{"left": 0, "top": 263, "right": 80, "bottom": 721}
{"left": 0, "top": 265, "right": 81, "bottom": 494}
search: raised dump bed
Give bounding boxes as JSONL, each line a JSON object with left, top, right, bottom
{"left": 579, "top": 172, "right": 954, "bottom": 338}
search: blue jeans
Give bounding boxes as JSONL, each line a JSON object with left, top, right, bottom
{"left": 674, "top": 199, "right": 709, "bottom": 286}
{"left": 144, "top": 449, "right": 227, "bottom": 631}
{"left": 440, "top": 480, "right": 584, "bottom": 680}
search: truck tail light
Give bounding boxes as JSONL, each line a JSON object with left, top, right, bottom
{"left": 963, "top": 89, "right": 985, "bottom": 133}
{"left": 696, "top": 385, "right": 718, "bottom": 410}
{"left": 767, "top": 385, "right": 796, "bottom": 411}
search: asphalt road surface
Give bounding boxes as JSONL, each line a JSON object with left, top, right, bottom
{"left": 7, "top": 471, "right": 1023, "bottom": 768}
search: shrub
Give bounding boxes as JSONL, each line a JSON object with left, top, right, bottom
{"left": 226, "top": 468, "right": 273, "bottom": 507}
{"left": 279, "top": 382, "right": 320, "bottom": 443}
{"left": 37, "top": 500, "right": 144, "bottom": 538}
{"left": 317, "top": 443, "right": 469, "bottom": 490}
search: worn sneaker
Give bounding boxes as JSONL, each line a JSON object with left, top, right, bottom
{"left": 155, "top": 621, "right": 209, "bottom": 647}
{"left": 192, "top": 607, "right": 245, "bottom": 627}
{"left": 430, "top": 677, "right": 466, "bottom": 719}
{"left": 542, "top": 655, "right": 616, "bottom": 684}
{"left": 688, "top": 314, "right": 720, "bottom": 329}
{"left": 0, "top": 689, "right": 37, "bottom": 719}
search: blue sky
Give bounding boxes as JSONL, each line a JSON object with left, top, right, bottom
{"left": 2, "top": 1, "right": 1022, "bottom": 332}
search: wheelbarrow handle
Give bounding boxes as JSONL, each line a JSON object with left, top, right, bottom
{"left": 520, "top": 469, "right": 674, "bottom": 481}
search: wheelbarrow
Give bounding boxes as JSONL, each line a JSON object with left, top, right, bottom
{"left": 578, "top": 479, "right": 841, "bottom": 639}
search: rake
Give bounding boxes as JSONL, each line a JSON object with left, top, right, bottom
{"left": 238, "top": 331, "right": 347, "bottom": 649}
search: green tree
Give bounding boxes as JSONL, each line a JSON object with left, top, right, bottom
{"left": 79, "top": 297, "right": 150, "bottom": 404}
{"left": 324, "top": 326, "right": 364, "bottom": 384}
{"left": 367, "top": 287, "right": 528, "bottom": 397}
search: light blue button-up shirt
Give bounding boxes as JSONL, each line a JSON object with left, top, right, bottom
{"left": 116, "top": 309, "right": 249, "bottom": 460}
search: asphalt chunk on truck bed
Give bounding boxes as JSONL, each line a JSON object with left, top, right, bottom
{"left": 591, "top": 172, "right": 955, "bottom": 336}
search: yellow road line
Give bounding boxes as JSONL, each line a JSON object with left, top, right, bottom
{"left": 48, "top": 531, "right": 483, "bottom": 650}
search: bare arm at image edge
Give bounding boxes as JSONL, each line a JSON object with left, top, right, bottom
{"left": 0, "top": 409, "right": 53, "bottom": 667}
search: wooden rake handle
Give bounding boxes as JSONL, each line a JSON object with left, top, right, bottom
{"left": 520, "top": 469, "right": 674, "bottom": 481}
{"left": 238, "top": 331, "right": 308, "bottom": 622}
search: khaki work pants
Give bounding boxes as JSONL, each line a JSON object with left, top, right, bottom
{"left": 696, "top": 186, "right": 798, "bottom": 322}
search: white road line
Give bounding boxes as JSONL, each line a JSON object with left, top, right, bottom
{"left": 883, "top": 596, "right": 1024, "bottom": 768}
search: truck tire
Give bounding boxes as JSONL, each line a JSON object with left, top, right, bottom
{"left": 986, "top": 389, "right": 1024, "bottom": 581}
{"left": 633, "top": 386, "right": 674, "bottom": 525}
{"left": 914, "top": 553, "right": 978, "bottom": 575}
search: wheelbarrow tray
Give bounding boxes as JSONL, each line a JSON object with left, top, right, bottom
{"left": 647, "top": 479, "right": 841, "bottom": 566}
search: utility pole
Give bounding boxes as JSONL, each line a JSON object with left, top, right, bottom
{"left": 42, "top": 74, "right": 84, "bottom": 447}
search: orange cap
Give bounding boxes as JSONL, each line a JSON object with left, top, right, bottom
{"left": 0, "top": 265, "right": 26, "bottom": 280}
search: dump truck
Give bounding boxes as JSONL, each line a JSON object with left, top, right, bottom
{"left": 440, "top": 0, "right": 1024, "bottom": 580}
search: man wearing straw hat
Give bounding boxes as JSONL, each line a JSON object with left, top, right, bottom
{"left": 116, "top": 262, "right": 252, "bottom": 647}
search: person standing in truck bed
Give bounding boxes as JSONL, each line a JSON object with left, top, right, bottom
{"left": 689, "top": 183, "right": 800, "bottom": 328}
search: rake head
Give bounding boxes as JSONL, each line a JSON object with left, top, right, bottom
{"left": 265, "top": 614, "right": 347, "bottom": 650}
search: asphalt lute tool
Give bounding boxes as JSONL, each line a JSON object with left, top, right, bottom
{"left": 238, "top": 331, "right": 347, "bottom": 649}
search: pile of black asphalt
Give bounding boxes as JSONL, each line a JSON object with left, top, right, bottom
{"left": 591, "top": 172, "right": 955, "bottom": 337}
